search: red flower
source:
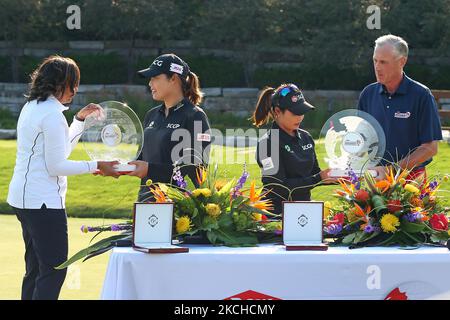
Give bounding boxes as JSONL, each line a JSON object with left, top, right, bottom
{"left": 430, "top": 214, "right": 449, "bottom": 231}
{"left": 387, "top": 200, "right": 402, "bottom": 213}
{"left": 327, "top": 212, "right": 345, "bottom": 226}
{"left": 355, "top": 189, "right": 369, "bottom": 202}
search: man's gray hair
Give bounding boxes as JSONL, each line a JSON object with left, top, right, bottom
{"left": 374, "top": 34, "right": 409, "bottom": 58}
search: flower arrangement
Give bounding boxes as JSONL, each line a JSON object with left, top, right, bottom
{"left": 56, "top": 164, "right": 281, "bottom": 269}
{"left": 164, "top": 164, "right": 281, "bottom": 246}
{"left": 324, "top": 167, "right": 450, "bottom": 247}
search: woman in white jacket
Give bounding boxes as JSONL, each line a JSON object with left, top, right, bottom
{"left": 7, "top": 55, "right": 119, "bottom": 300}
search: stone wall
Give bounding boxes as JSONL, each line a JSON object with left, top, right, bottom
{"left": 0, "top": 82, "right": 361, "bottom": 116}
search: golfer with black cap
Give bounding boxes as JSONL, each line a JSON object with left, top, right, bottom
{"left": 127, "top": 54, "right": 211, "bottom": 201}
{"left": 252, "top": 83, "right": 338, "bottom": 215}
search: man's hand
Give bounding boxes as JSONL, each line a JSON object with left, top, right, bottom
{"left": 398, "top": 141, "right": 438, "bottom": 170}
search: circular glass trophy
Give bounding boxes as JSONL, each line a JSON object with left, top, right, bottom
{"left": 81, "top": 101, "right": 143, "bottom": 174}
{"left": 317, "top": 109, "right": 386, "bottom": 177}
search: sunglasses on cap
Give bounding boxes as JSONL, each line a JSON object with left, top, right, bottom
{"left": 277, "top": 84, "right": 300, "bottom": 97}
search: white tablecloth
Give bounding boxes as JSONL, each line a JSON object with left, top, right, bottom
{"left": 100, "top": 245, "right": 450, "bottom": 300}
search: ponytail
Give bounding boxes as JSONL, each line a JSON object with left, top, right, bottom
{"left": 251, "top": 87, "right": 275, "bottom": 127}
{"left": 183, "top": 71, "right": 203, "bottom": 106}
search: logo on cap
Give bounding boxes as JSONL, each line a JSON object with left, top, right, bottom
{"left": 152, "top": 59, "right": 163, "bottom": 67}
{"left": 170, "top": 63, "right": 184, "bottom": 75}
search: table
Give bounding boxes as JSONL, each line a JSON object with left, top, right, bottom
{"left": 101, "top": 245, "right": 450, "bottom": 300}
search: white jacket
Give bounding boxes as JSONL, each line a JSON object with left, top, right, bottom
{"left": 7, "top": 96, "right": 97, "bottom": 209}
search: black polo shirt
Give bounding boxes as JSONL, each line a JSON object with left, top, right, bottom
{"left": 357, "top": 73, "right": 442, "bottom": 167}
{"left": 137, "top": 98, "right": 211, "bottom": 201}
{"left": 256, "top": 122, "right": 322, "bottom": 215}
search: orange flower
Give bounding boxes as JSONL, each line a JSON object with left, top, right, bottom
{"left": 150, "top": 185, "right": 167, "bottom": 203}
{"left": 196, "top": 166, "right": 208, "bottom": 185}
{"left": 338, "top": 179, "right": 354, "bottom": 195}
{"left": 375, "top": 180, "right": 391, "bottom": 193}
{"left": 247, "top": 181, "right": 273, "bottom": 212}
{"left": 386, "top": 166, "right": 395, "bottom": 186}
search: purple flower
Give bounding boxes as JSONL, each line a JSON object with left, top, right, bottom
{"left": 172, "top": 169, "right": 187, "bottom": 189}
{"left": 231, "top": 166, "right": 249, "bottom": 199}
{"left": 419, "top": 192, "right": 429, "bottom": 200}
{"left": 274, "top": 229, "right": 282, "bottom": 236}
{"left": 429, "top": 180, "right": 438, "bottom": 191}
{"left": 324, "top": 223, "right": 342, "bottom": 235}
{"left": 347, "top": 169, "right": 361, "bottom": 190}
{"left": 363, "top": 224, "right": 379, "bottom": 233}
{"left": 111, "top": 224, "right": 121, "bottom": 231}
{"left": 404, "top": 211, "right": 422, "bottom": 222}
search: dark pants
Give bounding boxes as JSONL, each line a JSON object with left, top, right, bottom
{"left": 13, "top": 204, "right": 68, "bottom": 300}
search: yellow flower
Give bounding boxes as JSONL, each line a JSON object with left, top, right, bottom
{"left": 404, "top": 184, "right": 420, "bottom": 195}
{"left": 176, "top": 216, "right": 192, "bottom": 234}
{"left": 192, "top": 188, "right": 212, "bottom": 198}
{"left": 380, "top": 214, "right": 400, "bottom": 233}
{"left": 253, "top": 213, "right": 262, "bottom": 221}
{"left": 444, "top": 176, "right": 449, "bottom": 183}
{"left": 205, "top": 203, "right": 221, "bottom": 218}
{"left": 324, "top": 201, "right": 332, "bottom": 219}
{"left": 399, "top": 178, "right": 406, "bottom": 185}
{"left": 275, "top": 222, "right": 282, "bottom": 231}
{"left": 145, "top": 179, "right": 153, "bottom": 187}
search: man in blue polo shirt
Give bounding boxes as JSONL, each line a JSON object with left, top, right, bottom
{"left": 358, "top": 34, "right": 442, "bottom": 179}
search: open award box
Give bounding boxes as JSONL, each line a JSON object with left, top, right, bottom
{"left": 132, "top": 202, "right": 189, "bottom": 253}
{"left": 283, "top": 201, "right": 328, "bottom": 251}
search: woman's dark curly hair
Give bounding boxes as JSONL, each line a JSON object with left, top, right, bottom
{"left": 26, "top": 55, "right": 80, "bottom": 103}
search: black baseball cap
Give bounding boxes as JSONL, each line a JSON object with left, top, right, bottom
{"left": 137, "top": 53, "right": 190, "bottom": 80}
{"left": 271, "top": 84, "right": 315, "bottom": 116}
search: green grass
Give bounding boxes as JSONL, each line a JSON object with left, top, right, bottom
{"left": 1, "top": 139, "right": 449, "bottom": 219}
{"left": 0, "top": 214, "right": 120, "bottom": 300}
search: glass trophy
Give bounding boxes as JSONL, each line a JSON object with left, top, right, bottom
{"left": 317, "top": 109, "right": 386, "bottom": 177}
{"left": 81, "top": 101, "right": 144, "bottom": 174}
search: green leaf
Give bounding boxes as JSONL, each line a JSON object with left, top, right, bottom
{"left": 371, "top": 195, "right": 387, "bottom": 215}
{"left": 342, "top": 233, "right": 356, "bottom": 245}
{"left": 400, "top": 221, "right": 426, "bottom": 233}
{"left": 206, "top": 230, "right": 218, "bottom": 244}
{"left": 215, "top": 228, "right": 258, "bottom": 246}
{"left": 55, "top": 233, "right": 128, "bottom": 270}
{"left": 218, "top": 213, "right": 234, "bottom": 229}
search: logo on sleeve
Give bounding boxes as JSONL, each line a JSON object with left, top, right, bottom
{"left": 394, "top": 111, "right": 411, "bottom": 119}
{"left": 197, "top": 133, "right": 211, "bottom": 142}
{"left": 301, "top": 143, "right": 313, "bottom": 151}
{"left": 261, "top": 157, "right": 275, "bottom": 171}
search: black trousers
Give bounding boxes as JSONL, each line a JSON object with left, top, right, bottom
{"left": 13, "top": 205, "right": 68, "bottom": 300}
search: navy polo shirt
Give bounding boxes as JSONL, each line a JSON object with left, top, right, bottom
{"left": 357, "top": 73, "right": 442, "bottom": 167}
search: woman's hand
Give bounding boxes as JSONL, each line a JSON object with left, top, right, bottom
{"left": 126, "top": 160, "right": 149, "bottom": 179}
{"left": 76, "top": 103, "right": 104, "bottom": 121}
{"left": 97, "top": 161, "right": 121, "bottom": 178}
{"left": 319, "top": 168, "right": 340, "bottom": 184}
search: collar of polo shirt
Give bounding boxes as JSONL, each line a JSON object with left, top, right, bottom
{"left": 378, "top": 73, "right": 410, "bottom": 96}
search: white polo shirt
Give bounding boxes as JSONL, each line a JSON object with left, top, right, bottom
{"left": 7, "top": 96, "right": 98, "bottom": 209}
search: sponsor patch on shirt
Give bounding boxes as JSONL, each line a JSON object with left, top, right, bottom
{"left": 170, "top": 63, "right": 184, "bottom": 75}
{"left": 301, "top": 143, "right": 313, "bottom": 151}
{"left": 394, "top": 111, "right": 411, "bottom": 119}
{"left": 197, "top": 133, "right": 211, "bottom": 142}
{"left": 261, "top": 157, "right": 275, "bottom": 171}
